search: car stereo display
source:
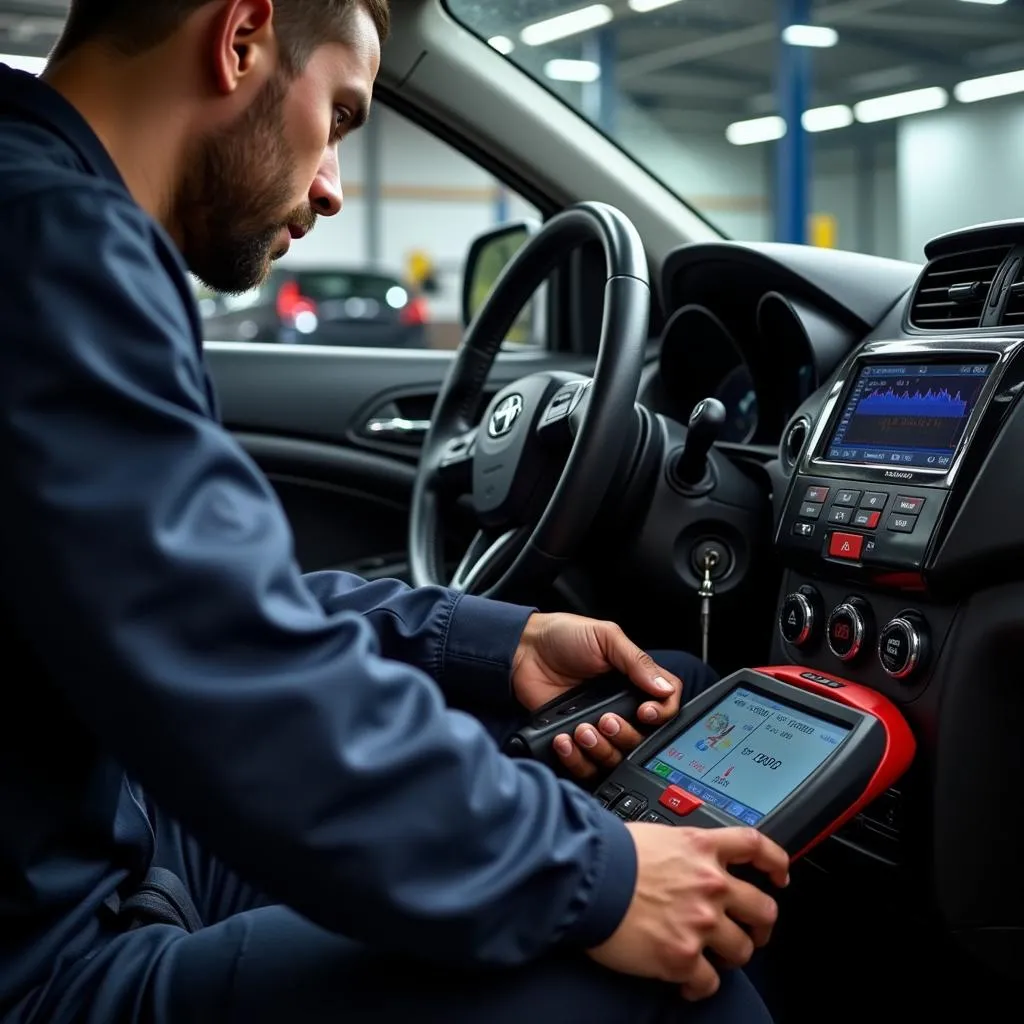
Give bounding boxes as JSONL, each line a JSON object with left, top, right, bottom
{"left": 643, "top": 687, "right": 850, "bottom": 826}
{"left": 824, "top": 362, "right": 993, "bottom": 469}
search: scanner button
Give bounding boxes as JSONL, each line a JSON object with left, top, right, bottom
{"left": 613, "top": 793, "right": 647, "bottom": 819}
{"left": 640, "top": 811, "right": 672, "bottom": 824}
{"left": 595, "top": 781, "right": 623, "bottom": 807}
{"left": 659, "top": 785, "right": 703, "bottom": 817}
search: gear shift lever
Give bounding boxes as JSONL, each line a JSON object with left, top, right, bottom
{"left": 673, "top": 398, "right": 726, "bottom": 488}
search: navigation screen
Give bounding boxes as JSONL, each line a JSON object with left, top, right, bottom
{"left": 643, "top": 687, "right": 850, "bottom": 826}
{"left": 825, "top": 362, "right": 992, "bottom": 469}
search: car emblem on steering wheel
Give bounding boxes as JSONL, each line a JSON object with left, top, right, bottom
{"left": 488, "top": 394, "right": 525, "bottom": 438}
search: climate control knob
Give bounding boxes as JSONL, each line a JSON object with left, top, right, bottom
{"left": 878, "top": 612, "right": 929, "bottom": 681}
{"left": 779, "top": 586, "right": 823, "bottom": 649}
{"left": 827, "top": 597, "right": 873, "bottom": 663}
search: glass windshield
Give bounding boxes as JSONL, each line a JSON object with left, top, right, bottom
{"left": 446, "top": 0, "right": 1024, "bottom": 262}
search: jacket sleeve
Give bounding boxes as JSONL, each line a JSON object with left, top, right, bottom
{"left": 0, "top": 188, "right": 637, "bottom": 966}
{"left": 301, "top": 570, "right": 535, "bottom": 720}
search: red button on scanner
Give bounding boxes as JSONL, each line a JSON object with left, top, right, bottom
{"left": 829, "top": 532, "right": 864, "bottom": 561}
{"left": 659, "top": 785, "right": 703, "bottom": 817}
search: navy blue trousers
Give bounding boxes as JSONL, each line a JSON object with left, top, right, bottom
{"left": 38, "top": 651, "right": 772, "bottom": 1024}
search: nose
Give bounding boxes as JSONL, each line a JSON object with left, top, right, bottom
{"left": 309, "top": 146, "right": 343, "bottom": 217}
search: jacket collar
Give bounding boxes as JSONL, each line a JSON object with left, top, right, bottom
{"left": 0, "top": 64, "right": 128, "bottom": 189}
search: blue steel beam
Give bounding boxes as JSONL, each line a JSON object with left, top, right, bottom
{"left": 775, "top": 0, "right": 811, "bottom": 244}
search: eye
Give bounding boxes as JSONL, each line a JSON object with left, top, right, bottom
{"left": 330, "top": 107, "right": 351, "bottom": 142}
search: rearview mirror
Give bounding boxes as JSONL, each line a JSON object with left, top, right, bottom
{"left": 462, "top": 220, "right": 544, "bottom": 348}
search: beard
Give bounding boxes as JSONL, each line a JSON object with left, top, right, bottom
{"left": 175, "top": 73, "right": 317, "bottom": 295}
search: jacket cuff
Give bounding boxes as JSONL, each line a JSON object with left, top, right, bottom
{"left": 561, "top": 809, "right": 638, "bottom": 949}
{"left": 439, "top": 592, "right": 536, "bottom": 715}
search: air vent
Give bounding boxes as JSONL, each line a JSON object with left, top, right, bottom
{"left": 909, "top": 246, "right": 1011, "bottom": 330}
{"left": 782, "top": 417, "right": 810, "bottom": 469}
{"left": 1003, "top": 263, "right": 1024, "bottom": 327}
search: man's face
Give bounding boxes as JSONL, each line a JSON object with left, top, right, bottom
{"left": 178, "top": 6, "right": 380, "bottom": 295}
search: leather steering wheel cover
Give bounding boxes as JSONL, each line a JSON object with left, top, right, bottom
{"left": 409, "top": 201, "right": 650, "bottom": 598}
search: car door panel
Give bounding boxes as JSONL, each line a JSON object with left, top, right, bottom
{"left": 205, "top": 343, "right": 597, "bottom": 576}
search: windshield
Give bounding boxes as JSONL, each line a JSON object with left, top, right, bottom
{"left": 447, "top": 0, "right": 1024, "bottom": 262}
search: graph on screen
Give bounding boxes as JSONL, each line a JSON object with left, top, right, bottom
{"left": 855, "top": 386, "right": 968, "bottom": 420}
{"left": 825, "top": 363, "right": 992, "bottom": 468}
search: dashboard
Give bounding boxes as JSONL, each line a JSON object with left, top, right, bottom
{"left": 641, "top": 240, "right": 921, "bottom": 446}
{"left": 630, "top": 222, "right": 1024, "bottom": 982}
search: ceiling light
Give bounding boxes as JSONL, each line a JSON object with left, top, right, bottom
{"left": 0, "top": 53, "right": 46, "bottom": 74}
{"left": 854, "top": 86, "right": 949, "bottom": 123}
{"left": 782, "top": 25, "right": 839, "bottom": 48}
{"left": 802, "top": 104, "right": 854, "bottom": 132}
{"left": 488, "top": 35, "right": 514, "bottom": 55}
{"left": 544, "top": 58, "right": 601, "bottom": 83}
{"left": 726, "top": 115, "right": 787, "bottom": 146}
{"left": 958, "top": 1, "right": 1009, "bottom": 6}
{"left": 955, "top": 68, "right": 1024, "bottom": 102}
{"left": 521, "top": 4, "right": 613, "bottom": 47}
{"left": 628, "top": 0, "right": 686, "bottom": 12}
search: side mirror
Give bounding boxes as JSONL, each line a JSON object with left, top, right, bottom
{"left": 462, "top": 219, "right": 544, "bottom": 347}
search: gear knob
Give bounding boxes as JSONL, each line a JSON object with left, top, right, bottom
{"left": 674, "top": 397, "right": 727, "bottom": 487}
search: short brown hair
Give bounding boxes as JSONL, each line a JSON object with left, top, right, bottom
{"left": 51, "top": 0, "right": 390, "bottom": 71}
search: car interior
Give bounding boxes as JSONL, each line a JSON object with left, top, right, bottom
{"left": 5, "top": 0, "right": 1022, "bottom": 1018}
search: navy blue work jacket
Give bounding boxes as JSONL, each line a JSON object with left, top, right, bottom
{"left": 0, "top": 66, "right": 635, "bottom": 1011}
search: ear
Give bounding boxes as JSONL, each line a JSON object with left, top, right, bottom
{"left": 209, "top": 0, "right": 276, "bottom": 96}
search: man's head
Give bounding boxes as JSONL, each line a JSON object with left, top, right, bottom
{"left": 50, "top": 1, "right": 389, "bottom": 293}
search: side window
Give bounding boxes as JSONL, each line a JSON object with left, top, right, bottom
{"left": 198, "top": 106, "right": 542, "bottom": 351}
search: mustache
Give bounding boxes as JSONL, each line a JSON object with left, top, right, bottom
{"left": 287, "top": 205, "right": 318, "bottom": 236}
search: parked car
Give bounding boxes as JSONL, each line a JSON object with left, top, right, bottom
{"left": 197, "top": 266, "right": 429, "bottom": 347}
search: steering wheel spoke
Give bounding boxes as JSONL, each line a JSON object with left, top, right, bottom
{"left": 450, "top": 528, "right": 528, "bottom": 594}
{"left": 436, "top": 427, "right": 478, "bottom": 495}
{"left": 535, "top": 379, "right": 592, "bottom": 447}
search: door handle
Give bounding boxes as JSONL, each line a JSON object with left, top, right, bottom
{"left": 364, "top": 417, "right": 431, "bottom": 438}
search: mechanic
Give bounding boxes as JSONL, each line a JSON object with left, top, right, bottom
{"left": 0, "top": 2, "right": 788, "bottom": 1022}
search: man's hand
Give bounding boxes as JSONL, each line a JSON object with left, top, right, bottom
{"left": 511, "top": 613, "right": 683, "bottom": 779}
{"left": 588, "top": 825, "right": 790, "bottom": 1001}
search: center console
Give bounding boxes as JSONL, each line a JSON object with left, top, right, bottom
{"left": 772, "top": 338, "right": 1024, "bottom": 863}
{"left": 776, "top": 339, "right": 1023, "bottom": 679}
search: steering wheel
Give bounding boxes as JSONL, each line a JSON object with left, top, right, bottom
{"left": 409, "top": 202, "right": 650, "bottom": 601}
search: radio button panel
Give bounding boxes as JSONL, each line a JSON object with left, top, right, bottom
{"left": 780, "top": 475, "right": 946, "bottom": 572}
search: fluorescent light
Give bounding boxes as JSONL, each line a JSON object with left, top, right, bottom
{"left": 487, "top": 35, "right": 514, "bottom": 55}
{"left": 782, "top": 24, "right": 839, "bottom": 48}
{"left": 958, "top": 1, "right": 1009, "bottom": 6}
{"left": 628, "top": 0, "right": 686, "bottom": 11}
{"left": 726, "top": 115, "right": 787, "bottom": 146}
{"left": 0, "top": 53, "right": 46, "bottom": 74}
{"left": 521, "top": 4, "right": 613, "bottom": 46}
{"left": 955, "top": 68, "right": 1024, "bottom": 103}
{"left": 544, "top": 58, "right": 601, "bottom": 83}
{"left": 802, "top": 104, "right": 854, "bottom": 132}
{"left": 854, "top": 86, "right": 948, "bottom": 123}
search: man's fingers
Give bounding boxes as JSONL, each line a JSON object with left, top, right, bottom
{"left": 707, "top": 827, "right": 791, "bottom": 888}
{"left": 706, "top": 917, "right": 757, "bottom": 969}
{"left": 552, "top": 733, "right": 600, "bottom": 779}
{"left": 725, "top": 880, "right": 779, "bottom": 948}
{"left": 594, "top": 624, "right": 684, "bottom": 718}
{"left": 679, "top": 956, "right": 721, "bottom": 1002}
{"left": 597, "top": 713, "right": 646, "bottom": 751}
{"left": 569, "top": 722, "right": 625, "bottom": 769}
